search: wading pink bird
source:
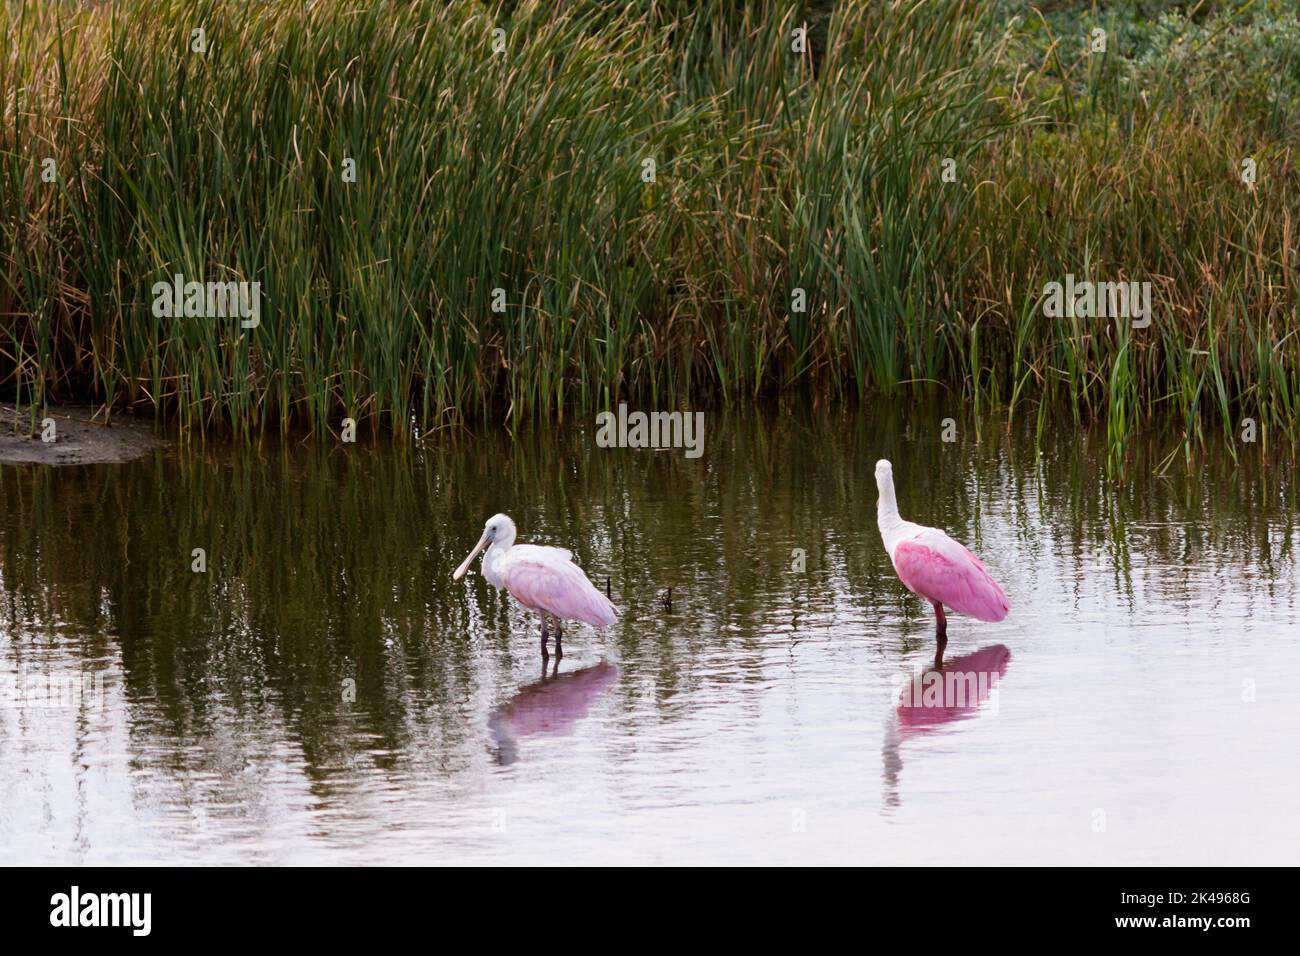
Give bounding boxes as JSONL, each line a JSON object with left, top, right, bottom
{"left": 876, "top": 460, "right": 1009, "bottom": 663}
{"left": 453, "top": 513, "right": 619, "bottom": 657}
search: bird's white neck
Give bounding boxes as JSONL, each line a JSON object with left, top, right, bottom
{"left": 482, "top": 531, "right": 515, "bottom": 588}
{"left": 877, "top": 472, "right": 904, "bottom": 540}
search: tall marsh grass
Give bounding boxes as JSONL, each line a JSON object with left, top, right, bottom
{"left": 2, "top": 0, "right": 1297, "bottom": 453}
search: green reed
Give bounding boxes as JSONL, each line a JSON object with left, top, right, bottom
{"left": 1, "top": 0, "right": 1297, "bottom": 453}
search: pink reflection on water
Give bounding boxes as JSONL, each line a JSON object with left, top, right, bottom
{"left": 897, "top": 643, "right": 1011, "bottom": 733}
{"left": 490, "top": 661, "right": 620, "bottom": 764}
{"left": 884, "top": 644, "right": 1011, "bottom": 809}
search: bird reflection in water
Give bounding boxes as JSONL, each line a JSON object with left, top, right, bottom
{"left": 882, "top": 644, "right": 1011, "bottom": 810}
{"left": 489, "top": 661, "right": 620, "bottom": 765}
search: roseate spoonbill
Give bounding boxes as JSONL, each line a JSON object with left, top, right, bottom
{"left": 875, "top": 460, "right": 1009, "bottom": 663}
{"left": 452, "top": 514, "right": 619, "bottom": 656}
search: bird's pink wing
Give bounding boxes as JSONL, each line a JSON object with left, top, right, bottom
{"left": 892, "top": 531, "right": 1010, "bottom": 622}
{"left": 502, "top": 546, "right": 619, "bottom": 628}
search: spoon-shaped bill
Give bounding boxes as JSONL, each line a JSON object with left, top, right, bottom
{"left": 453, "top": 530, "right": 490, "bottom": 580}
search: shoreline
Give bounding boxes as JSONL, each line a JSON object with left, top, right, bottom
{"left": 0, "top": 404, "right": 168, "bottom": 466}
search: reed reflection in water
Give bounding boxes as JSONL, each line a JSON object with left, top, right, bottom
{"left": 1, "top": 401, "right": 1297, "bottom": 863}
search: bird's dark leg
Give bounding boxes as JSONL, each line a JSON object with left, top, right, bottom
{"left": 933, "top": 602, "right": 948, "bottom": 669}
{"left": 553, "top": 619, "right": 563, "bottom": 661}
{"left": 540, "top": 614, "right": 550, "bottom": 658}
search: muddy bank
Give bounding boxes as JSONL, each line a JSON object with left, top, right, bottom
{"left": 0, "top": 405, "right": 167, "bottom": 465}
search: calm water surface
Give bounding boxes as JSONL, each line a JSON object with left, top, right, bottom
{"left": 2, "top": 404, "right": 1298, "bottom": 864}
